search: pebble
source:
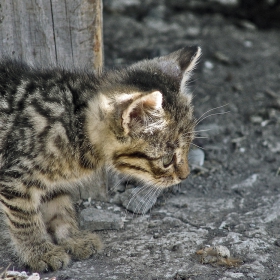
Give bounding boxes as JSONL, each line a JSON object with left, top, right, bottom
{"left": 214, "top": 51, "right": 231, "bottom": 64}
{"left": 238, "top": 20, "right": 257, "bottom": 30}
{"left": 244, "top": 40, "right": 253, "bottom": 48}
{"left": 204, "top": 61, "right": 214, "bottom": 70}
{"left": 80, "top": 207, "right": 124, "bottom": 230}
{"left": 5, "top": 271, "right": 29, "bottom": 279}
{"left": 239, "top": 147, "right": 246, "bottom": 153}
{"left": 119, "top": 186, "right": 158, "bottom": 214}
{"left": 231, "top": 174, "right": 258, "bottom": 189}
{"left": 188, "top": 148, "right": 205, "bottom": 167}
{"left": 162, "top": 217, "right": 183, "bottom": 227}
{"left": 250, "top": 115, "right": 263, "bottom": 124}
{"left": 27, "top": 273, "right": 40, "bottom": 280}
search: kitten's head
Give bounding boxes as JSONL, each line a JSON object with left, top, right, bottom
{"left": 89, "top": 46, "right": 201, "bottom": 188}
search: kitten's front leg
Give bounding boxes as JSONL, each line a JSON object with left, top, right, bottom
{"left": 42, "top": 193, "right": 103, "bottom": 260}
{"left": 0, "top": 180, "right": 70, "bottom": 271}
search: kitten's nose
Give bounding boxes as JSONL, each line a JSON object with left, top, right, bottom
{"left": 177, "top": 164, "right": 190, "bottom": 180}
{"left": 178, "top": 172, "right": 189, "bottom": 180}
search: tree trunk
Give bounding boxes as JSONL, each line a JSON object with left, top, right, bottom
{"left": 0, "top": 0, "right": 107, "bottom": 201}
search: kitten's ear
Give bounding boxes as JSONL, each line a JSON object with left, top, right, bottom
{"left": 177, "top": 46, "right": 201, "bottom": 94}
{"left": 121, "top": 91, "right": 163, "bottom": 135}
{"left": 160, "top": 46, "right": 201, "bottom": 94}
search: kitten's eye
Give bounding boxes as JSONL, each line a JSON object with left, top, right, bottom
{"left": 162, "top": 153, "right": 175, "bottom": 168}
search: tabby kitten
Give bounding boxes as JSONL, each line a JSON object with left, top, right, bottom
{"left": 0, "top": 46, "right": 201, "bottom": 271}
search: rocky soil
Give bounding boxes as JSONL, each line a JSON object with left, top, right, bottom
{"left": 1, "top": 1, "right": 280, "bottom": 279}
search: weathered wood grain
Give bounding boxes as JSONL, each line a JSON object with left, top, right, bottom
{"left": 0, "top": 0, "right": 103, "bottom": 70}
{"left": 0, "top": 0, "right": 56, "bottom": 64}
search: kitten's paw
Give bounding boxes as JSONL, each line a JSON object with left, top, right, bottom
{"left": 24, "top": 243, "right": 70, "bottom": 272}
{"left": 60, "top": 231, "right": 103, "bottom": 260}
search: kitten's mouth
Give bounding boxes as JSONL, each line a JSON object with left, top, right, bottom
{"left": 157, "top": 176, "right": 182, "bottom": 188}
{"left": 118, "top": 169, "right": 181, "bottom": 189}
{"left": 137, "top": 173, "right": 183, "bottom": 189}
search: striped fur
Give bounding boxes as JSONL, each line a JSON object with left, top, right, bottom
{"left": 0, "top": 46, "right": 200, "bottom": 271}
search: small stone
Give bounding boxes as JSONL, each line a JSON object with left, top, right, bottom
{"left": 268, "top": 142, "right": 280, "bottom": 153}
{"left": 214, "top": 245, "right": 230, "bottom": 258}
{"left": 148, "top": 220, "right": 163, "bottom": 228}
{"left": 21, "top": 272, "right": 28, "bottom": 277}
{"left": 216, "top": 0, "right": 239, "bottom": 6}
{"left": 214, "top": 51, "right": 231, "bottom": 64}
{"left": 162, "top": 217, "right": 183, "bottom": 228}
{"left": 188, "top": 148, "right": 205, "bottom": 167}
{"left": 104, "top": 0, "right": 141, "bottom": 14}
{"left": 196, "top": 245, "right": 242, "bottom": 266}
{"left": 106, "top": 251, "right": 111, "bottom": 257}
{"left": 239, "top": 147, "right": 246, "bottom": 153}
{"left": 27, "top": 273, "right": 40, "bottom": 280}
{"left": 275, "top": 239, "right": 280, "bottom": 247}
{"left": 231, "top": 136, "right": 246, "bottom": 144}
{"left": 261, "top": 120, "right": 270, "bottom": 127}
{"left": 153, "top": 233, "right": 160, "bottom": 239}
{"left": 6, "top": 271, "right": 30, "bottom": 279}
{"left": 171, "top": 244, "right": 181, "bottom": 252}
{"left": 113, "top": 206, "right": 121, "bottom": 212}
{"left": 238, "top": 20, "right": 257, "bottom": 30}
{"left": 232, "top": 83, "right": 243, "bottom": 92}
{"left": 250, "top": 115, "right": 263, "bottom": 124}
{"left": 231, "top": 174, "right": 258, "bottom": 189}
{"left": 119, "top": 186, "right": 158, "bottom": 214}
{"left": 244, "top": 40, "right": 253, "bottom": 48}
{"left": 83, "top": 201, "right": 91, "bottom": 207}
{"left": 204, "top": 61, "right": 214, "bottom": 70}
{"left": 80, "top": 208, "right": 124, "bottom": 230}
{"left": 186, "top": 26, "right": 201, "bottom": 37}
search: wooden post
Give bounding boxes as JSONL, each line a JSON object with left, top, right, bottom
{"left": 93, "top": 0, "right": 104, "bottom": 74}
{"left": 0, "top": 0, "right": 103, "bottom": 70}
{"left": 0, "top": 0, "right": 108, "bottom": 201}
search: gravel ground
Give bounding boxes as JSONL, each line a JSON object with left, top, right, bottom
{"left": 0, "top": 2, "right": 280, "bottom": 280}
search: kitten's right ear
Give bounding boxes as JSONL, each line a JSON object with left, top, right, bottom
{"left": 159, "top": 46, "right": 201, "bottom": 95}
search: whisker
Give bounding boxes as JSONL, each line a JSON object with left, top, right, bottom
{"left": 193, "top": 129, "right": 213, "bottom": 133}
{"left": 125, "top": 188, "right": 142, "bottom": 218}
{"left": 142, "top": 186, "right": 161, "bottom": 216}
{"left": 183, "top": 129, "right": 212, "bottom": 137}
{"left": 131, "top": 183, "right": 156, "bottom": 217}
{"left": 177, "top": 183, "right": 182, "bottom": 192}
{"left": 138, "top": 189, "right": 154, "bottom": 215}
{"left": 107, "top": 179, "right": 122, "bottom": 195}
{"left": 146, "top": 186, "right": 160, "bottom": 210}
{"left": 195, "top": 104, "right": 229, "bottom": 124}
{"left": 146, "top": 187, "right": 161, "bottom": 214}
{"left": 195, "top": 111, "right": 230, "bottom": 126}
{"left": 191, "top": 143, "right": 204, "bottom": 150}
{"left": 125, "top": 185, "right": 148, "bottom": 215}
{"left": 193, "top": 136, "right": 208, "bottom": 139}
{"left": 134, "top": 185, "right": 155, "bottom": 214}
{"left": 133, "top": 186, "right": 149, "bottom": 214}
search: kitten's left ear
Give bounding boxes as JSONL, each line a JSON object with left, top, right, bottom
{"left": 122, "top": 91, "right": 163, "bottom": 135}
